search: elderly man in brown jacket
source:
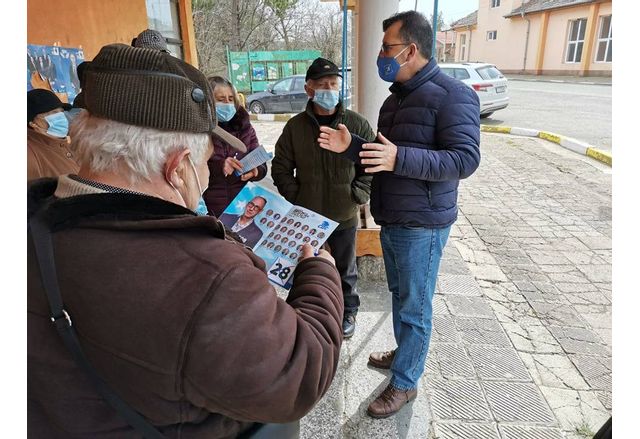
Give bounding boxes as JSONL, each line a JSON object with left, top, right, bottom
{"left": 28, "top": 44, "right": 344, "bottom": 438}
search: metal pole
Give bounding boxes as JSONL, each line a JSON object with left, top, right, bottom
{"left": 432, "top": 0, "right": 439, "bottom": 60}
{"left": 226, "top": 44, "right": 232, "bottom": 80}
{"left": 414, "top": 0, "right": 418, "bottom": 11}
{"left": 341, "top": 0, "right": 348, "bottom": 102}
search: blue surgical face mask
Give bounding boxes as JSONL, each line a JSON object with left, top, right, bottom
{"left": 187, "top": 156, "right": 209, "bottom": 216}
{"left": 216, "top": 103, "right": 237, "bottom": 122}
{"left": 377, "top": 45, "right": 409, "bottom": 83}
{"left": 44, "top": 112, "right": 69, "bottom": 138}
{"left": 194, "top": 197, "right": 209, "bottom": 216}
{"left": 312, "top": 89, "right": 340, "bottom": 111}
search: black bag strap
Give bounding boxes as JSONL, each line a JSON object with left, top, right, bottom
{"left": 29, "top": 210, "right": 166, "bottom": 439}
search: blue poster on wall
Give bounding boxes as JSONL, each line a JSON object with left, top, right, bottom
{"left": 27, "top": 44, "right": 84, "bottom": 104}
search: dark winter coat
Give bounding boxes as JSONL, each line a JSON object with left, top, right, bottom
{"left": 346, "top": 58, "right": 481, "bottom": 228}
{"left": 27, "top": 178, "right": 344, "bottom": 438}
{"left": 203, "top": 106, "right": 267, "bottom": 217}
{"left": 271, "top": 101, "right": 375, "bottom": 230}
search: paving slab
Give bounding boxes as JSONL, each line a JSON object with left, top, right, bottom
{"left": 454, "top": 317, "right": 512, "bottom": 347}
{"left": 425, "top": 343, "right": 475, "bottom": 379}
{"left": 446, "top": 296, "right": 496, "bottom": 319}
{"left": 433, "top": 422, "right": 499, "bottom": 438}
{"left": 467, "top": 345, "right": 531, "bottom": 381}
{"left": 539, "top": 387, "right": 609, "bottom": 434}
{"left": 498, "top": 425, "right": 565, "bottom": 439}
{"left": 482, "top": 382, "right": 556, "bottom": 425}
{"left": 520, "top": 352, "right": 590, "bottom": 390}
{"left": 426, "top": 378, "right": 492, "bottom": 422}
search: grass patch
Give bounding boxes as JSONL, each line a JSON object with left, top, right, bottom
{"left": 575, "top": 422, "right": 595, "bottom": 437}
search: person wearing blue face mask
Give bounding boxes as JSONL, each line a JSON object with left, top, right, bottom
{"left": 203, "top": 76, "right": 267, "bottom": 217}
{"left": 27, "top": 88, "right": 80, "bottom": 181}
{"left": 317, "top": 11, "right": 481, "bottom": 418}
{"left": 272, "top": 57, "right": 376, "bottom": 339}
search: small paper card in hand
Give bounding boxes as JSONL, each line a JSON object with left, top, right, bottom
{"left": 233, "top": 145, "right": 273, "bottom": 176}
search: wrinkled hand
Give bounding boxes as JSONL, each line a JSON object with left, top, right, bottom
{"left": 240, "top": 167, "right": 259, "bottom": 181}
{"left": 317, "top": 123, "right": 352, "bottom": 153}
{"left": 360, "top": 132, "right": 397, "bottom": 173}
{"left": 223, "top": 157, "right": 243, "bottom": 177}
{"left": 299, "top": 243, "right": 335, "bottom": 266}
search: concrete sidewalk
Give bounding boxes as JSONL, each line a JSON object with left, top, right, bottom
{"left": 505, "top": 74, "right": 611, "bottom": 86}
{"left": 262, "top": 129, "right": 611, "bottom": 438}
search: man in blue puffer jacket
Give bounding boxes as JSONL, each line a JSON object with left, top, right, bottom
{"left": 318, "top": 10, "right": 480, "bottom": 418}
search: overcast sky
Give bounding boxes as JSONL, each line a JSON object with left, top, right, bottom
{"left": 398, "top": 0, "right": 478, "bottom": 28}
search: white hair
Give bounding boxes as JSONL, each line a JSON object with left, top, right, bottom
{"left": 69, "top": 110, "right": 210, "bottom": 183}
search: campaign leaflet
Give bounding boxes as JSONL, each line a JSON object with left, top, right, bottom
{"left": 218, "top": 182, "right": 338, "bottom": 289}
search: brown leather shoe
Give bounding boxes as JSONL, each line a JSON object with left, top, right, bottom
{"left": 367, "top": 384, "right": 417, "bottom": 418}
{"left": 368, "top": 350, "right": 396, "bottom": 369}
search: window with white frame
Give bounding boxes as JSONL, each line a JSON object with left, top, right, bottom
{"left": 460, "top": 33, "right": 467, "bottom": 60}
{"left": 146, "top": 0, "right": 184, "bottom": 59}
{"left": 491, "top": 0, "right": 500, "bottom": 7}
{"left": 595, "top": 15, "right": 612, "bottom": 62}
{"left": 565, "top": 18, "right": 587, "bottom": 63}
{"left": 487, "top": 30, "right": 497, "bottom": 41}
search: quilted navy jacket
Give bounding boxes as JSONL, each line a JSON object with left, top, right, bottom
{"left": 347, "top": 58, "right": 481, "bottom": 228}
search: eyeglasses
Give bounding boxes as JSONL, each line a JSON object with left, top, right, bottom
{"left": 247, "top": 201, "right": 263, "bottom": 210}
{"left": 380, "top": 43, "right": 409, "bottom": 53}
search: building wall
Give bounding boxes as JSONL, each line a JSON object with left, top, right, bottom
{"left": 27, "top": 0, "right": 198, "bottom": 66}
{"left": 589, "top": 2, "right": 612, "bottom": 72}
{"left": 28, "top": 0, "right": 149, "bottom": 61}
{"left": 451, "top": 0, "right": 611, "bottom": 76}
{"left": 454, "top": 29, "right": 474, "bottom": 62}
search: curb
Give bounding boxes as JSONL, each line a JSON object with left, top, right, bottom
{"left": 481, "top": 125, "right": 612, "bottom": 166}
{"left": 506, "top": 77, "right": 611, "bottom": 86}
{"left": 249, "top": 113, "right": 294, "bottom": 122}
{"left": 249, "top": 114, "right": 612, "bottom": 167}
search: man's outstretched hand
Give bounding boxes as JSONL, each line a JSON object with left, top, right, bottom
{"left": 318, "top": 123, "right": 352, "bottom": 153}
{"left": 360, "top": 132, "right": 398, "bottom": 173}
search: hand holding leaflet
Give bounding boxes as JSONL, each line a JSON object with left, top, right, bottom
{"left": 233, "top": 145, "right": 273, "bottom": 177}
{"left": 218, "top": 182, "right": 339, "bottom": 289}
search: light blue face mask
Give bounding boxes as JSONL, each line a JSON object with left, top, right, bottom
{"left": 188, "top": 156, "right": 209, "bottom": 216}
{"left": 194, "top": 197, "right": 209, "bottom": 216}
{"left": 312, "top": 89, "right": 340, "bottom": 111}
{"left": 44, "top": 112, "right": 69, "bottom": 138}
{"left": 216, "top": 103, "right": 237, "bottom": 122}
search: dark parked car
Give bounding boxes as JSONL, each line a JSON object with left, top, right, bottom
{"left": 246, "top": 75, "right": 308, "bottom": 114}
{"left": 245, "top": 74, "right": 352, "bottom": 114}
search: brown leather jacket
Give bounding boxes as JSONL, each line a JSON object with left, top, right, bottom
{"left": 28, "top": 178, "right": 344, "bottom": 438}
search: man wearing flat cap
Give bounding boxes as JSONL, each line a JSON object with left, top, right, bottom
{"left": 131, "top": 28, "right": 170, "bottom": 53}
{"left": 27, "top": 88, "right": 79, "bottom": 180}
{"left": 27, "top": 44, "right": 344, "bottom": 438}
{"left": 272, "top": 57, "right": 374, "bottom": 339}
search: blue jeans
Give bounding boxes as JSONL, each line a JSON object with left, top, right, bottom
{"left": 380, "top": 224, "right": 451, "bottom": 391}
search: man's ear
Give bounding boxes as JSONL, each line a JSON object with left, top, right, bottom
{"left": 164, "top": 148, "right": 191, "bottom": 190}
{"left": 408, "top": 43, "right": 420, "bottom": 61}
{"left": 304, "top": 83, "right": 314, "bottom": 99}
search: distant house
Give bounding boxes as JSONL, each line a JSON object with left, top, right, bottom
{"left": 435, "top": 30, "right": 456, "bottom": 62}
{"left": 450, "top": 0, "right": 612, "bottom": 76}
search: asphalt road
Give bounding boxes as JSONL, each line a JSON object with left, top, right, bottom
{"left": 482, "top": 81, "right": 612, "bottom": 152}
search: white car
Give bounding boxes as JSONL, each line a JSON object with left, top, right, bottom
{"left": 439, "top": 62, "right": 509, "bottom": 118}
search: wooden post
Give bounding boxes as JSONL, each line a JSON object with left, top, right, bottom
{"left": 179, "top": 0, "right": 198, "bottom": 67}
